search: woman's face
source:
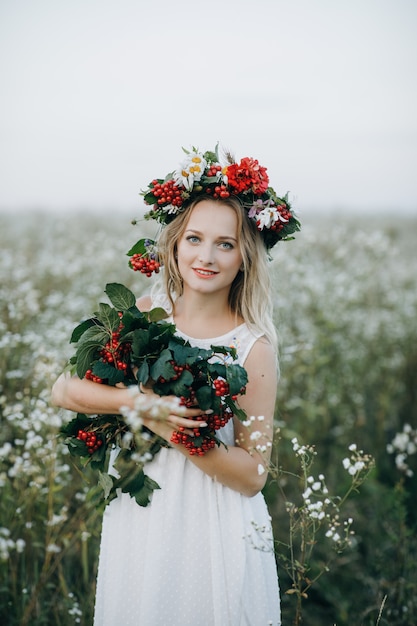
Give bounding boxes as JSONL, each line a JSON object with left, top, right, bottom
{"left": 176, "top": 200, "right": 243, "bottom": 298}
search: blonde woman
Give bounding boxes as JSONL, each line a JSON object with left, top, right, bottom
{"left": 52, "top": 147, "right": 300, "bottom": 626}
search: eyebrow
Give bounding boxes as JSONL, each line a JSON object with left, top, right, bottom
{"left": 185, "top": 229, "right": 238, "bottom": 242}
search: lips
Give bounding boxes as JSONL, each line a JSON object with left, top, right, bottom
{"left": 193, "top": 267, "right": 219, "bottom": 277}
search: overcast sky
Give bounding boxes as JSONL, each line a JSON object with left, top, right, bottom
{"left": 1, "top": 0, "right": 416, "bottom": 216}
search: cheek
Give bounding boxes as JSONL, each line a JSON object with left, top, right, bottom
{"left": 176, "top": 243, "right": 192, "bottom": 273}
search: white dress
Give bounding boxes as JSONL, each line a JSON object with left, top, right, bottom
{"left": 93, "top": 319, "right": 281, "bottom": 626}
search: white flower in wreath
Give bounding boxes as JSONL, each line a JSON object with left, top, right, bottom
{"left": 160, "top": 204, "right": 182, "bottom": 215}
{"left": 174, "top": 151, "right": 208, "bottom": 191}
{"left": 257, "top": 206, "right": 280, "bottom": 230}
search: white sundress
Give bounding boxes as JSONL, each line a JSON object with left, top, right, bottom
{"left": 93, "top": 316, "right": 281, "bottom": 626}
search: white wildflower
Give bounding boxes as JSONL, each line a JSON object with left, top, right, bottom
{"left": 174, "top": 150, "right": 207, "bottom": 190}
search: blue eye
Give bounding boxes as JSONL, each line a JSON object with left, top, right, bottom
{"left": 219, "top": 241, "right": 234, "bottom": 249}
{"left": 186, "top": 235, "right": 200, "bottom": 244}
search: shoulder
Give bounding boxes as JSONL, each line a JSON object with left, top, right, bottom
{"left": 247, "top": 335, "right": 276, "bottom": 363}
{"left": 136, "top": 294, "right": 152, "bottom": 312}
{"left": 245, "top": 336, "right": 278, "bottom": 379}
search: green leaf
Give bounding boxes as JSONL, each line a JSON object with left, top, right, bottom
{"left": 114, "top": 465, "right": 161, "bottom": 507}
{"left": 94, "top": 303, "right": 121, "bottom": 332}
{"left": 60, "top": 413, "right": 91, "bottom": 436}
{"left": 143, "top": 190, "right": 159, "bottom": 205}
{"left": 75, "top": 342, "right": 102, "bottom": 378}
{"left": 105, "top": 283, "right": 137, "bottom": 311}
{"left": 224, "top": 395, "right": 247, "bottom": 421}
{"left": 148, "top": 321, "right": 175, "bottom": 345}
{"left": 226, "top": 363, "right": 248, "bottom": 396}
{"left": 65, "top": 437, "right": 89, "bottom": 457}
{"left": 98, "top": 471, "right": 115, "bottom": 500}
{"left": 207, "top": 361, "right": 227, "bottom": 379}
{"left": 169, "top": 339, "right": 203, "bottom": 365}
{"left": 136, "top": 360, "right": 150, "bottom": 385}
{"left": 133, "top": 475, "right": 161, "bottom": 507}
{"left": 92, "top": 362, "right": 127, "bottom": 386}
{"left": 70, "top": 318, "right": 97, "bottom": 343}
{"left": 150, "top": 348, "right": 175, "bottom": 381}
{"left": 76, "top": 324, "right": 109, "bottom": 347}
{"left": 120, "top": 309, "right": 148, "bottom": 334}
{"left": 131, "top": 329, "right": 151, "bottom": 358}
{"left": 146, "top": 307, "right": 169, "bottom": 323}
{"left": 155, "top": 368, "right": 194, "bottom": 397}
{"left": 195, "top": 384, "right": 213, "bottom": 411}
{"left": 126, "top": 239, "right": 148, "bottom": 257}
{"left": 211, "top": 344, "right": 238, "bottom": 360}
{"left": 90, "top": 442, "right": 107, "bottom": 470}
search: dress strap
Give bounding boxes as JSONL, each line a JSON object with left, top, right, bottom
{"left": 227, "top": 324, "right": 263, "bottom": 366}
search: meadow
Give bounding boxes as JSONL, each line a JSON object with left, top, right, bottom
{"left": 0, "top": 208, "right": 416, "bottom": 625}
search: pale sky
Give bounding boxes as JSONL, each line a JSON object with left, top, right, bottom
{"left": 1, "top": 0, "right": 416, "bottom": 215}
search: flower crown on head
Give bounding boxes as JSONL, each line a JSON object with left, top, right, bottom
{"left": 127, "top": 144, "right": 300, "bottom": 276}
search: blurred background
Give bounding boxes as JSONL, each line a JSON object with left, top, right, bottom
{"left": 0, "top": 0, "right": 416, "bottom": 216}
{"left": 1, "top": 2, "right": 416, "bottom": 625}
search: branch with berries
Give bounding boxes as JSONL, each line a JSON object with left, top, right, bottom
{"left": 60, "top": 283, "right": 248, "bottom": 507}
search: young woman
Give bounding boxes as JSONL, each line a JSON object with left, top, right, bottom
{"left": 52, "top": 147, "right": 299, "bottom": 626}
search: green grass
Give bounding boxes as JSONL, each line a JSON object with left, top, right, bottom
{"left": 0, "top": 209, "right": 416, "bottom": 625}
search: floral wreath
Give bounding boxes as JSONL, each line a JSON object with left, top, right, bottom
{"left": 127, "top": 144, "right": 300, "bottom": 276}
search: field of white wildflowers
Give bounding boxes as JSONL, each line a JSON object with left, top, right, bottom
{"left": 0, "top": 209, "right": 416, "bottom": 626}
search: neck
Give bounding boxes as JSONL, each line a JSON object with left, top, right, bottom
{"left": 173, "top": 289, "right": 242, "bottom": 338}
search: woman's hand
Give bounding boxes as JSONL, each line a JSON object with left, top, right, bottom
{"left": 137, "top": 385, "right": 208, "bottom": 441}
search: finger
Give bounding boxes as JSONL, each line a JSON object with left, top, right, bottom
{"left": 175, "top": 405, "right": 212, "bottom": 419}
{"left": 168, "top": 415, "right": 208, "bottom": 429}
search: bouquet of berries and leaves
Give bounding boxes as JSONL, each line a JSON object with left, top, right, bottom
{"left": 60, "top": 283, "right": 248, "bottom": 507}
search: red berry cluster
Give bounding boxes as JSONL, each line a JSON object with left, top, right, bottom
{"left": 170, "top": 417, "right": 217, "bottom": 456}
{"left": 76, "top": 429, "right": 103, "bottom": 454}
{"left": 170, "top": 388, "right": 236, "bottom": 456}
{"left": 207, "top": 406, "right": 233, "bottom": 431}
{"left": 100, "top": 329, "right": 131, "bottom": 372}
{"left": 206, "top": 164, "right": 222, "bottom": 177}
{"left": 205, "top": 184, "right": 230, "bottom": 199}
{"left": 179, "top": 390, "right": 197, "bottom": 408}
{"left": 170, "top": 361, "right": 191, "bottom": 381}
{"left": 150, "top": 179, "right": 183, "bottom": 207}
{"left": 213, "top": 377, "right": 229, "bottom": 397}
{"left": 85, "top": 369, "right": 104, "bottom": 384}
{"left": 130, "top": 253, "right": 160, "bottom": 277}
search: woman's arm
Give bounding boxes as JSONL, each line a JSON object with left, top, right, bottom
{"left": 50, "top": 294, "right": 205, "bottom": 428}
{"left": 51, "top": 373, "right": 135, "bottom": 415}
{"left": 51, "top": 373, "right": 205, "bottom": 430}
{"left": 142, "top": 337, "right": 278, "bottom": 497}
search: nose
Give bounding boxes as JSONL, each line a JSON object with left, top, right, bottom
{"left": 198, "top": 243, "right": 215, "bottom": 265}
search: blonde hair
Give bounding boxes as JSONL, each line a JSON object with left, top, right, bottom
{"left": 155, "top": 196, "right": 278, "bottom": 352}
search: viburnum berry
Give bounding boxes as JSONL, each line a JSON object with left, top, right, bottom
{"left": 129, "top": 253, "right": 160, "bottom": 277}
{"left": 150, "top": 179, "right": 183, "bottom": 207}
{"left": 213, "top": 377, "right": 229, "bottom": 397}
{"left": 170, "top": 430, "right": 216, "bottom": 456}
{"left": 205, "top": 184, "right": 230, "bottom": 199}
{"left": 179, "top": 389, "right": 197, "bottom": 408}
{"left": 99, "top": 336, "right": 131, "bottom": 372}
{"left": 76, "top": 429, "right": 103, "bottom": 454}
{"left": 205, "top": 164, "right": 222, "bottom": 178}
{"left": 85, "top": 369, "right": 104, "bottom": 384}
